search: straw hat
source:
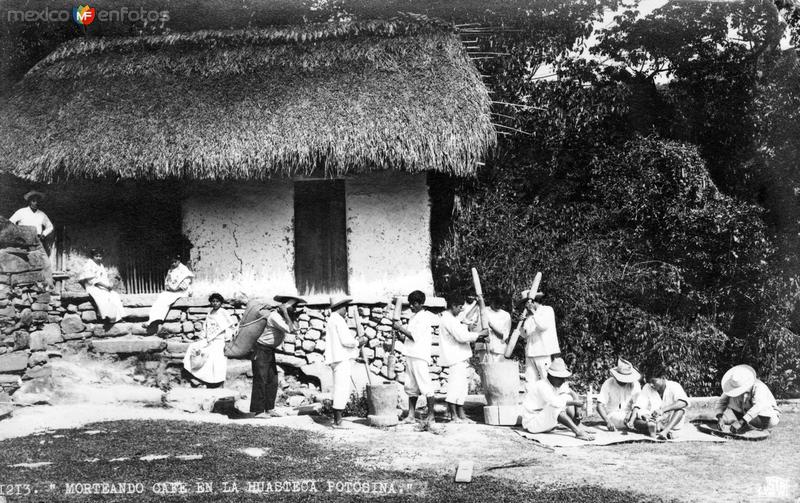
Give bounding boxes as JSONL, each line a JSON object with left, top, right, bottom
{"left": 329, "top": 295, "right": 352, "bottom": 311}
{"left": 273, "top": 294, "right": 306, "bottom": 306}
{"left": 610, "top": 357, "right": 641, "bottom": 383}
{"left": 547, "top": 358, "right": 572, "bottom": 378}
{"left": 23, "top": 190, "right": 45, "bottom": 202}
{"left": 721, "top": 364, "right": 757, "bottom": 397}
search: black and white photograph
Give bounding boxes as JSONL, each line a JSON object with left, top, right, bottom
{"left": 0, "top": 0, "right": 798, "bottom": 501}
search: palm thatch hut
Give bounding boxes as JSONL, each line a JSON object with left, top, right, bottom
{"left": 0, "top": 20, "right": 495, "bottom": 299}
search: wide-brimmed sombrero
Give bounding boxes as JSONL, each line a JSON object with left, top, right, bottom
{"left": 721, "top": 364, "right": 757, "bottom": 397}
{"left": 274, "top": 294, "right": 306, "bottom": 306}
{"left": 330, "top": 295, "right": 353, "bottom": 311}
{"left": 610, "top": 357, "right": 641, "bottom": 383}
{"left": 24, "top": 190, "right": 45, "bottom": 201}
{"left": 547, "top": 357, "right": 572, "bottom": 378}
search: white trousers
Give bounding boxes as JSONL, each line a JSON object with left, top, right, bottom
{"left": 445, "top": 361, "right": 468, "bottom": 405}
{"left": 86, "top": 285, "right": 126, "bottom": 322}
{"left": 404, "top": 357, "right": 434, "bottom": 398}
{"left": 331, "top": 360, "right": 354, "bottom": 410}
{"left": 148, "top": 290, "right": 186, "bottom": 324}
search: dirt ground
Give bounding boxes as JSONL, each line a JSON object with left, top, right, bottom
{"left": 2, "top": 399, "right": 798, "bottom": 502}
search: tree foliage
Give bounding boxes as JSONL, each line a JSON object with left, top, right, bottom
{"left": 436, "top": 0, "right": 800, "bottom": 395}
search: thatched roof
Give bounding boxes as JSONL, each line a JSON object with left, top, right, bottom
{"left": 0, "top": 20, "right": 495, "bottom": 181}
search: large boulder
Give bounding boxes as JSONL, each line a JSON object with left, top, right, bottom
{"left": 90, "top": 337, "right": 166, "bottom": 354}
{"left": 12, "top": 377, "right": 54, "bottom": 406}
{"left": 300, "top": 362, "right": 333, "bottom": 393}
{"left": 0, "top": 251, "right": 31, "bottom": 274}
{"left": 60, "top": 314, "right": 85, "bottom": 334}
{"left": 0, "top": 351, "right": 29, "bottom": 373}
{"left": 0, "top": 217, "right": 38, "bottom": 248}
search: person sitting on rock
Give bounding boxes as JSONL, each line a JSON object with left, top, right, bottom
{"left": 521, "top": 357, "right": 594, "bottom": 441}
{"left": 78, "top": 248, "right": 126, "bottom": 323}
{"left": 324, "top": 295, "right": 361, "bottom": 428}
{"left": 597, "top": 357, "right": 642, "bottom": 431}
{"left": 715, "top": 364, "right": 780, "bottom": 434}
{"left": 144, "top": 255, "right": 194, "bottom": 330}
{"left": 631, "top": 369, "right": 689, "bottom": 440}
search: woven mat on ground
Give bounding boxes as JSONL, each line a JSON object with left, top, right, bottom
{"left": 513, "top": 424, "right": 726, "bottom": 447}
{"left": 694, "top": 422, "right": 770, "bottom": 441}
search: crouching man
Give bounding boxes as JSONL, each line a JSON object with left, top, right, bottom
{"left": 597, "top": 358, "right": 642, "bottom": 431}
{"left": 521, "top": 358, "right": 594, "bottom": 441}
{"left": 631, "top": 370, "right": 689, "bottom": 440}
{"left": 715, "top": 364, "right": 780, "bottom": 433}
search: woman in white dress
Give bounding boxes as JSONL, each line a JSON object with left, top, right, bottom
{"left": 183, "top": 293, "right": 236, "bottom": 386}
{"left": 78, "top": 249, "right": 126, "bottom": 323}
{"left": 145, "top": 255, "right": 194, "bottom": 328}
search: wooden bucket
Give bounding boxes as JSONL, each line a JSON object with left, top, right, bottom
{"left": 367, "top": 382, "right": 399, "bottom": 427}
{"left": 480, "top": 360, "right": 521, "bottom": 406}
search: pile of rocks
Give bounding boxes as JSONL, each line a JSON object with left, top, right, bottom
{"left": 0, "top": 217, "right": 470, "bottom": 407}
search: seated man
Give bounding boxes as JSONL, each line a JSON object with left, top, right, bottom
{"left": 521, "top": 358, "right": 594, "bottom": 441}
{"left": 715, "top": 364, "right": 780, "bottom": 433}
{"left": 631, "top": 370, "right": 689, "bottom": 440}
{"left": 597, "top": 357, "right": 641, "bottom": 431}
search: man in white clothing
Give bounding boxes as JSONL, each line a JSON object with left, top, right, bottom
{"left": 632, "top": 370, "right": 689, "bottom": 440}
{"left": 393, "top": 290, "right": 438, "bottom": 425}
{"left": 481, "top": 289, "right": 511, "bottom": 363}
{"left": 9, "top": 191, "right": 54, "bottom": 251}
{"left": 439, "top": 291, "right": 488, "bottom": 423}
{"left": 516, "top": 289, "right": 560, "bottom": 392}
{"left": 597, "top": 358, "right": 642, "bottom": 431}
{"left": 521, "top": 358, "right": 594, "bottom": 441}
{"left": 715, "top": 364, "right": 780, "bottom": 433}
{"left": 324, "top": 295, "right": 361, "bottom": 428}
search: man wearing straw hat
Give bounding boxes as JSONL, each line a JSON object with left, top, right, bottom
{"left": 9, "top": 191, "right": 54, "bottom": 252}
{"left": 521, "top": 357, "right": 594, "bottom": 441}
{"left": 250, "top": 294, "right": 304, "bottom": 418}
{"left": 597, "top": 358, "right": 642, "bottom": 431}
{"left": 324, "top": 294, "right": 361, "bottom": 428}
{"left": 715, "top": 364, "right": 780, "bottom": 433}
{"left": 517, "top": 288, "right": 561, "bottom": 392}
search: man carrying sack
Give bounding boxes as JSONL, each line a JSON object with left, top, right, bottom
{"left": 250, "top": 294, "right": 304, "bottom": 418}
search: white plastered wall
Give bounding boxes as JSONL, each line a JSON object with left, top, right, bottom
{"left": 182, "top": 172, "right": 434, "bottom": 300}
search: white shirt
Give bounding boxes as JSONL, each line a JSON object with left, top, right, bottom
{"left": 521, "top": 305, "right": 560, "bottom": 357}
{"left": 598, "top": 377, "right": 641, "bottom": 411}
{"left": 9, "top": 207, "right": 53, "bottom": 237}
{"left": 402, "top": 309, "right": 437, "bottom": 363}
{"left": 256, "top": 311, "right": 291, "bottom": 347}
{"left": 523, "top": 379, "right": 571, "bottom": 412}
{"left": 438, "top": 311, "right": 479, "bottom": 367}
{"left": 324, "top": 311, "right": 358, "bottom": 365}
{"left": 635, "top": 380, "right": 689, "bottom": 428}
{"left": 484, "top": 308, "right": 511, "bottom": 355}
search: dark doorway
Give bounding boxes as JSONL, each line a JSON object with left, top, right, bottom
{"left": 293, "top": 179, "right": 348, "bottom": 295}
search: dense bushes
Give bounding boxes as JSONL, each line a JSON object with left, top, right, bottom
{"left": 435, "top": 135, "right": 794, "bottom": 396}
